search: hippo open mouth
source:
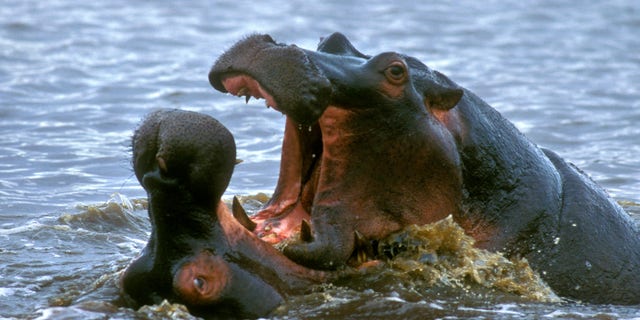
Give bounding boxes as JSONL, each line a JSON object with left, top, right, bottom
{"left": 209, "top": 33, "right": 359, "bottom": 243}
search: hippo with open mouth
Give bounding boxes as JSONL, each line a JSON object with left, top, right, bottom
{"left": 210, "top": 33, "right": 465, "bottom": 270}
{"left": 209, "top": 33, "right": 640, "bottom": 304}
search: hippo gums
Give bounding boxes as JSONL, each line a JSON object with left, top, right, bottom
{"left": 209, "top": 33, "right": 640, "bottom": 304}
{"left": 120, "top": 109, "right": 331, "bottom": 318}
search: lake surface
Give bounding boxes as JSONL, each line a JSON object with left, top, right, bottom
{"left": 1, "top": 0, "right": 639, "bottom": 318}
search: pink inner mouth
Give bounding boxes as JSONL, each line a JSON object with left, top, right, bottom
{"left": 221, "top": 74, "right": 321, "bottom": 244}
{"left": 222, "top": 75, "right": 280, "bottom": 111}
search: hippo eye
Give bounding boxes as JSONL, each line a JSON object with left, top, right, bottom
{"left": 193, "top": 277, "right": 206, "bottom": 291}
{"left": 384, "top": 62, "right": 407, "bottom": 84}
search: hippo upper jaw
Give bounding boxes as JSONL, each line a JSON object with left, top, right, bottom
{"left": 209, "top": 34, "right": 332, "bottom": 125}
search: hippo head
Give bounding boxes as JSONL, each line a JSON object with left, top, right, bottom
{"left": 210, "top": 33, "right": 462, "bottom": 126}
{"left": 121, "top": 109, "right": 327, "bottom": 317}
{"left": 209, "top": 33, "right": 464, "bottom": 269}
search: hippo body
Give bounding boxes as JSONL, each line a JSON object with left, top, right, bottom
{"left": 448, "top": 87, "right": 640, "bottom": 303}
{"left": 209, "top": 33, "right": 640, "bottom": 304}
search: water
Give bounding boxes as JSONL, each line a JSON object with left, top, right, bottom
{"left": 1, "top": 0, "right": 639, "bottom": 318}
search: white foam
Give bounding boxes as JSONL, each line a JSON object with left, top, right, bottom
{"left": 0, "top": 287, "right": 15, "bottom": 297}
{"left": 0, "top": 220, "right": 43, "bottom": 236}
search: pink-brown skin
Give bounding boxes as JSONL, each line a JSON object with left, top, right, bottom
{"left": 121, "top": 109, "right": 331, "bottom": 318}
{"left": 222, "top": 72, "right": 321, "bottom": 243}
{"left": 211, "top": 34, "right": 464, "bottom": 269}
{"left": 250, "top": 118, "right": 319, "bottom": 243}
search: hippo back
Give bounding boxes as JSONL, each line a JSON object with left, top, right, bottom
{"left": 540, "top": 149, "right": 640, "bottom": 303}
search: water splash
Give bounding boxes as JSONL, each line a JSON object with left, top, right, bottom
{"left": 373, "top": 216, "right": 559, "bottom": 302}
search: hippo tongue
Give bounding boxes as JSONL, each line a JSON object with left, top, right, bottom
{"left": 221, "top": 75, "right": 280, "bottom": 112}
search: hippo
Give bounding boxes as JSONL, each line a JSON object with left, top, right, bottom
{"left": 208, "top": 33, "right": 640, "bottom": 304}
{"left": 210, "top": 34, "right": 465, "bottom": 271}
{"left": 120, "top": 109, "right": 332, "bottom": 318}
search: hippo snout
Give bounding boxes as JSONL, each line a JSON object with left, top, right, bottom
{"left": 209, "top": 34, "right": 333, "bottom": 125}
{"left": 208, "top": 34, "right": 278, "bottom": 93}
{"left": 123, "top": 109, "right": 325, "bottom": 318}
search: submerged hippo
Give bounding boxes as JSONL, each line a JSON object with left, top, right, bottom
{"left": 120, "top": 109, "right": 332, "bottom": 318}
{"left": 209, "top": 33, "right": 640, "bottom": 304}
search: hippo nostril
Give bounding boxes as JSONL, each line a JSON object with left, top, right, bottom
{"left": 141, "top": 169, "right": 178, "bottom": 191}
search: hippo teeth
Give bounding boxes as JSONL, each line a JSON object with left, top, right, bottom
{"left": 300, "top": 220, "right": 313, "bottom": 242}
{"left": 235, "top": 87, "right": 252, "bottom": 104}
{"left": 232, "top": 196, "right": 257, "bottom": 231}
{"left": 236, "top": 87, "right": 248, "bottom": 96}
{"left": 235, "top": 86, "right": 273, "bottom": 108}
{"left": 222, "top": 75, "right": 279, "bottom": 111}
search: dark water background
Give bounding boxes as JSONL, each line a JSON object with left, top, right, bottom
{"left": 1, "top": 0, "right": 639, "bottom": 318}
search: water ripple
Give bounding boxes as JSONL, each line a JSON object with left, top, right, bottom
{"left": 1, "top": 0, "right": 640, "bottom": 318}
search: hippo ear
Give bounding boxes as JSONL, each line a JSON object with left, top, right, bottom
{"left": 317, "top": 32, "right": 370, "bottom": 59}
{"left": 423, "top": 84, "right": 464, "bottom": 111}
